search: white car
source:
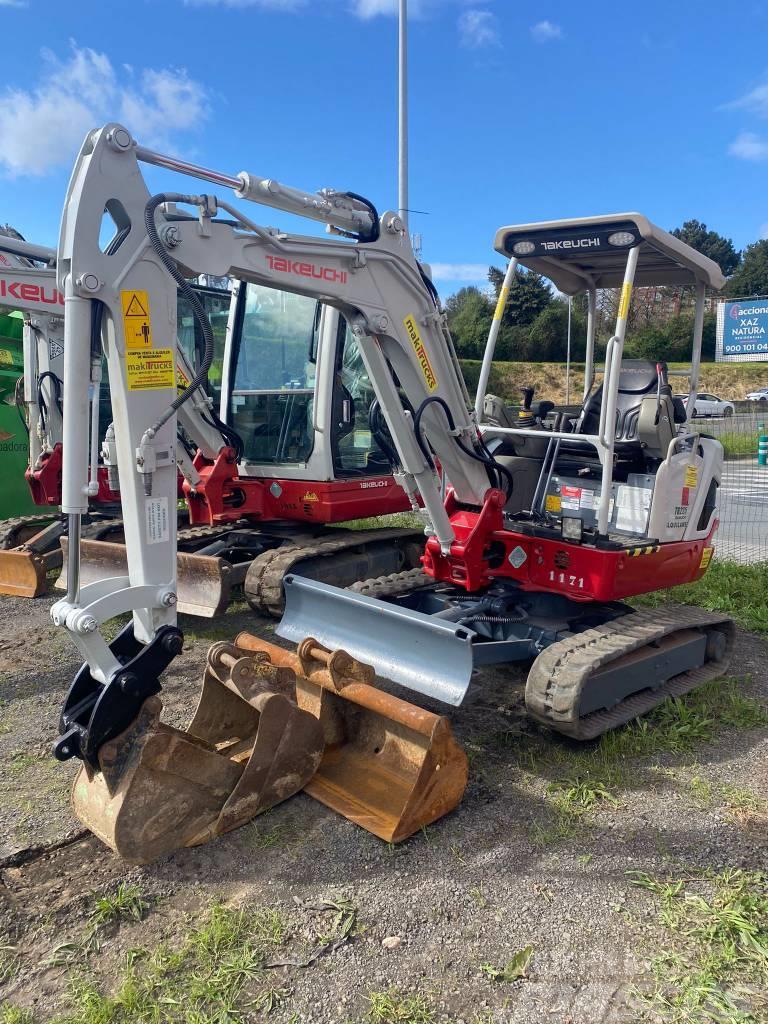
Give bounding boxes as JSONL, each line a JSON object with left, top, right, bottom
{"left": 746, "top": 387, "right": 768, "bottom": 402}
{"left": 678, "top": 393, "right": 735, "bottom": 418}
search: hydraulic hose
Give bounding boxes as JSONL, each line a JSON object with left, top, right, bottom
{"left": 143, "top": 193, "right": 216, "bottom": 434}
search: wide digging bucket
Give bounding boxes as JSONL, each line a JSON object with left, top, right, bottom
{"left": 235, "top": 633, "right": 468, "bottom": 843}
{"left": 58, "top": 538, "right": 239, "bottom": 617}
{"left": 72, "top": 643, "right": 324, "bottom": 864}
{"left": 0, "top": 549, "right": 54, "bottom": 597}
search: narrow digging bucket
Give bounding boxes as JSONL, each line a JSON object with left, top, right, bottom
{"left": 0, "top": 549, "right": 52, "bottom": 597}
{"left": 58, "top": 538, "right": 238, "bottom": 617}
{"left": 235, "top": 633, "right": 468, "bottom": 843}
{"left": 71, "top": 644, "right": 324, "bottom": 864}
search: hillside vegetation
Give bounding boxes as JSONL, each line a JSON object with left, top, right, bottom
{"left": 460, "top": 360, "right": 768, "bottom": 405}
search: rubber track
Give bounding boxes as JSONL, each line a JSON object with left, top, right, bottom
{"left": 349, "top": 566, "right": 432, "bottom": 600}
{"left": 525, "top": 605, "right": 736, "bottom": 740}
{"left": 0, "top": 514, "right": 61, "bottom": 550}
{"left": 245, "top": 528, "right": 423, "bottom": 617}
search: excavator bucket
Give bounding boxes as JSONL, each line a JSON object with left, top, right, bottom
{"left": 71, "top": 642, "right": 324, "bottom": 864}
{"left": 58, "top": 538, "right": 246, "bottom": 617}
{"left": 234, "top": 633, "right": 468, "bottom": 843}
{"left": 0, "top": 549, "right": 52, "bottom": 597}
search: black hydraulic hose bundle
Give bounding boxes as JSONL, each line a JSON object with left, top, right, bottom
{"left": 143, "top": 193, "right": 244, "bottom": 456}
{"left": 412, "top": 395, "right": 513, "bottom": 500}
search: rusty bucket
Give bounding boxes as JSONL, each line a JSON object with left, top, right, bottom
{"left": 71, "top": 643, "right": 324, "bottom": 864}
{"left": 234, "top": 633, "right": 468, "bottom": 843}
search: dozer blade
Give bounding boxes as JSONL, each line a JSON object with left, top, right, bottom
{"left": 0, "top": 549, "right": 52, "bottom": 598}
{"left": 235, "top": 633, "right": 468, "bottom": 843}
{"left": 58, "top": 538, "right": 242, "bottom": 617}
{"left": 278, "top": 574, "right": 476, "bottom": 706}
{"left": 71, "top": 643, "right": 324, "bottom": 864}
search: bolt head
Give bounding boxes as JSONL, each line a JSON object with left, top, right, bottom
{"left": 108, "top": 127, "right": 132, "bottom": 151}
{"left": 79, "top": 616, "right": 98, "bottom": 634}
{"left": 77, "top": 273, "right": 101, "bottom": 293}
{"left": 161, "top": 592, "right": 177, "bottom": 607}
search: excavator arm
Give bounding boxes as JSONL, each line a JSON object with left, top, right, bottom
{"left": 53, "top": 122, "right": 494, "bottom": 703}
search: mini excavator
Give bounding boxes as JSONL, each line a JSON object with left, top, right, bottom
{"left": 51, "top": 125, "right": 732, "bottom": 862}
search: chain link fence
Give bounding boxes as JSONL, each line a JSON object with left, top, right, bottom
{"left": 704, "top": 401, "right": 768, "bottom": 564}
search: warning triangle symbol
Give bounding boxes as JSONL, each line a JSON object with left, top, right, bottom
{"left": 125, "top": 293, "right": 149, "bottom": 317}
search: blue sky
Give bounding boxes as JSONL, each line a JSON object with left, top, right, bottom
{"left": 0, "top": 0, "right": 766, "bottom": 295}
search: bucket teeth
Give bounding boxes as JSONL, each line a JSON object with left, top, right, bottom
{"left": 234, "top": 633, "right": 468, "bottom": 843}
{"left": 71, "top": 646, "right": 324, "bottom": 864}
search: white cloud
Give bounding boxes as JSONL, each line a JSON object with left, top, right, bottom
{"left": 729, "top": 131, "right": 768, "bottom": 161}
{"left": 0, "top": 1, "right": 27, "bottom": 7}
{"left": 723, "top": 80, "right": 768, "bottom": 118}
{"left": 458, "top": 9, "right": 499, "bottom": 48}
{"left": 430, "top": 262, "right": 489, "bottom": 282}
{"left": 530, "top": 19, "right": 561, "bottom": 42}
{"left": 0, "top": 44, "right": 208, "bottom": 177}
{"left": 760, "top": 223, "right": 768, "bottom": 239}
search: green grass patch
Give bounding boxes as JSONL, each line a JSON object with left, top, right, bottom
{"left": 629, "top": 868, "right": 768, "bottom": 1023}
{"left": 633, "top": 559, "right": 768, "bottom": 636}
{"left": 49, "top": 902, "right": 289, "bottom": 1024}
{"left": 366, "top": 989, "right": 436, "bottom": 1024}
{"left": 340, "top": 512, "right": 424, "bottom": 532}
{"left": 0, "top": 1006, "right": 34, "bottom": 1024}
{"left": 719, "top": 431, "right": 762, "bottom": 458}
{"left": 90, "top": 884, "right": 149, "bottom": 930}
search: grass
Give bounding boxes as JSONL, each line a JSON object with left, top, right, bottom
{"left": 90, "top": 884, "right": 149, "bottom": 930}
{"left": 522, "top": 676, "right": 768, "bottom": 845}
{"left": 687, "top": 775, "right": 767, "bottom": 819}
{"left": 719, "top": 431, "right": 762, "bottom": 458}
{"left": 366, "top": 989, "right": 436, "bottom": 1024}
{"left": 0, "top": 1007, "right": 34, "bottom": 1024}
{"left": 479, "top": 945, "right": 534, "bottom": 983}
{"left": 46, "top": 901, "right": 289, "bottom": 1024}
{"left": 0, "top": 944, "right": 18, "bottom": 984}
{"left": 633, "top": 559, "right": 768, "bottom": 636}
{"left": 629, "top": 868, "right": 768, "bottom": 1023}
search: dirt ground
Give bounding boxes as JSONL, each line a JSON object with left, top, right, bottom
{"left": 0, "top": 590, "right": 766, "bottom": 1023}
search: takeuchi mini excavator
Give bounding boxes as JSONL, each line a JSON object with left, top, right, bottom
{"left": 0, "top": 235, "right": 420, "bottom": 609}
{"left": 51, "top": 124, "right": 731, "bottom": 862}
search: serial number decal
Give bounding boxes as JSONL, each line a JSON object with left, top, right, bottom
{"left": 403, "top": 314, "right": 438, "bottom": 392}
{"left": 549, "top": 570, "right": 585, "bottom": 589}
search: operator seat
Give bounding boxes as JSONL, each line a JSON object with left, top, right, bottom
{"left": 573, "top": 360, "right": 685, "bottom": 456}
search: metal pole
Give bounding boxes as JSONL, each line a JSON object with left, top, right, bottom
{"left": 565, "top": 296, "right": 572, "bottom": 405}
{"left": 398, "top": 0, "right": 408, "bottom": 229}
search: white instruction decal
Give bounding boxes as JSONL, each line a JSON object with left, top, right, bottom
{"left": 145, "top": 497, "right": 169, "bottom": 545}
{"left": 579, "top": 488, "right": 595, "bottom": 510}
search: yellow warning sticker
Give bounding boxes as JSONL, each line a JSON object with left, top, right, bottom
{"left": 618, "top": 282, "right": 633, "bottom": 320}
{"left": 121, "top": 289, "right": 153, "bottom": 350}
{"left": 699, "top": 546, "right": 713, "bottom": 570}
{"left": 302, "top": 491, "right": 319, "bottom": 503}
{"left": 126, "top": 348, "right": 175, "bottom": 391}
{"left": 545, "top": 494, "right": 561, "bottom": 513}
{"left": 403, "top": 314, "right": 438, "bottom": 392}
{"left": 176, "top": 363, "right": 190, "bottom": 394}
{"left": 493, "top": 285, "right": 509, "bottom": 322}
{"left": 684, "top": 464, "right": 698, "bottom": 488}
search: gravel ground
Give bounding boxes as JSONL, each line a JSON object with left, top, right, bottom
{"left": 0, "top": 590, "right": 766, "bottom": 1023}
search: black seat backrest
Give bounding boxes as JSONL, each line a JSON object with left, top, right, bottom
{"left": 580, "top": 360, "right": 669, "bottom": 443}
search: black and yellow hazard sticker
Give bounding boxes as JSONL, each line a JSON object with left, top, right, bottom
{"left": 121, "top": 289, "right": 153, "bottom": 350}
{"left": 627, "top": 544, "right": 660, "bottom": 557}
{"left": 126, "top": 348, "right": 175, "bottom": 391}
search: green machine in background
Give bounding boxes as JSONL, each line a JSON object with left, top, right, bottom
{"left": 0, "top": 310, "right": 38, "bottom": 519}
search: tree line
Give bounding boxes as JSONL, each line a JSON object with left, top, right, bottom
{"left": 445, "top": 222, "right": 768, "bottom": 364}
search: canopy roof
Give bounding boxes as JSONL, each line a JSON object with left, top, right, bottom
{"left": 493, "top": 213, "right": 725, "bottom": 294}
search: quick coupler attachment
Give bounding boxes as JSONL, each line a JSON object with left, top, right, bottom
{"left": 54, "top": 621, "right": 183, "bottom": 768}
{"left": 66, "top": 638, "right": 324, "bottom": 864}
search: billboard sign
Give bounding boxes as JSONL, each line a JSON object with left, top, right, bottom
{"left": 716, "top": 298, "right": 768, "bottom": 361}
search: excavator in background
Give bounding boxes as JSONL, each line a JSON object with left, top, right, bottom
{"left": 50, "top": 124, "right": 732, "bottom": 864}
{"left": 0, "top": 230, "right": 421, "bottom": 609}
